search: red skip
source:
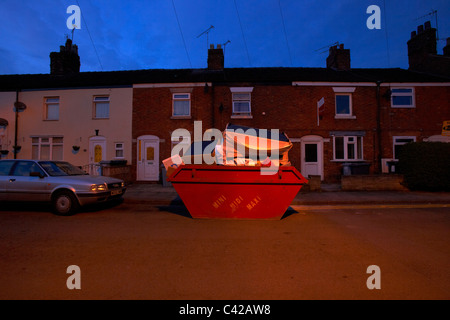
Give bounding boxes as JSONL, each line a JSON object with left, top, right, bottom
{"left": 168, "top": 165, "right": 308, "bottom": 219}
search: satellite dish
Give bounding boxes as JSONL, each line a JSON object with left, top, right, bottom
{"left": 0, "top": 118, "right": 8, "bottom": 127}
{"left": 14, "top": 101, "right": 27, "bottom": 111}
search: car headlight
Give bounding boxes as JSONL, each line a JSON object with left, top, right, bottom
{"left": 90, "top": 184, "right": 107, "bottom": 192}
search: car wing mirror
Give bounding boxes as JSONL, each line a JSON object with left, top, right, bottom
{"left": 30, "top": 172, "right": 45, "bottom": 179}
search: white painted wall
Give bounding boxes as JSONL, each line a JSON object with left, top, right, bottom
{"left": 0, "top": 87, "right": 132, "bottom": 168}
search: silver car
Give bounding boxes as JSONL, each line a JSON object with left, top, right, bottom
{"left": 0, "top": 159, "right": 126, "bottom": 216}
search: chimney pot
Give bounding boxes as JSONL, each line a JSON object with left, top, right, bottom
{"left": 411, "top": 31, "right": 417, "bottom": 38}
{"left": 418, "top": 25, "right": 424, "bottom": 33}
{"left": 424, "top": 21, "right": 431, "bottom": 30}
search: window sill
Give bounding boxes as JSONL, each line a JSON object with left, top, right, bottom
{"left": 331, "top": 159, "right": 365, "bottom": 162}
{"left": 390, "top": 106, "right": 415, "bottom": 109}
{"left": 231, "top": 114, "right": 253, "bottom": 119}
{"left": 171, "top": 116, "right": 192, "bottom": 119}
{"left": 335, "top": 115, "right": 356, "bottom": 119}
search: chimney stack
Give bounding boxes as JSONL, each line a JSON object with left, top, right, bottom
{"left": 50, "top": 38, "right": 81, "bottom": 75}
{"left": 443, "top": 37, "right": 450, "bottom": 57}
{"left": 326, "top": 43, "right": 351, "bottom": 71}
{"left": 207, "top": 44, "right": 224, "bottom": 70}
{"left": 407, "top": 21, "right": 437, "bottom": 70}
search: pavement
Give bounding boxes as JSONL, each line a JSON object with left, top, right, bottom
{"left": 123, "top": 182, "right": 450, "bottom": 207}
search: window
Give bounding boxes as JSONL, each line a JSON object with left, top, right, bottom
{"left": 231, "top": 87, "right": 253, "bottom": 118}
{"left": 44, "top": 97, "right": 59, "bottom": 120}
{"left": 232, "top": 93, "right": 251, "bottom": 114}
{"left": 12, "top": 161, "right": 45, "bottom": 177}
{"left": 333, "top": 136, "right": 363, "bottom": 161}
{"left": 93, "top": 96, "right": 110, "bottom": 119}
{"left": 393, "top": 136, "right": 415, "bottom": 160}
{"left": 115, "top": 142, "right": 124, "bottom": 158}
{"left": 333, "top": 87, "right": 355, "bottom": 119}
{"left": 31, "top": 137, "right": 64, "bottom": 160}
{"left": 391, "top": 88, "right": 415, "bottom": 108}
{"left": 172, "top": 93, "right": 191, "bottom": 117}
{"left": 0, "top": 160, "right": 15, "bottom": 175}
{"left": 335, "top": 94, "right": 352, "bottom": 117}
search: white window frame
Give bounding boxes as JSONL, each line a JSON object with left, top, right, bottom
{"left": 44, "top": 97, "right": 60, "bottom": 121}
{"left": 333, "top": 87, "right": 356, "bottom": 119}
{"left": 230, "top": 87, "right": 253, "bottom": 118}
{"left": 172, "top": 93, "right": 191, "bottom": 117}
{"left": 114, "top": 142, "right": 125, "bottom": 159}
{"left": 333, "top": 135, "right": 364, "bottom": 161}
{"left": 93, "top": 96, "right": 110, "bottom": 119}
{"left": 390, "top": 87, "right": 415, "bottom": 108}
{"left": 393, "top": 136, "right": 416, "bottom": 160}
{"left": 31, "top": 136, "right": 64, "bottom": 160}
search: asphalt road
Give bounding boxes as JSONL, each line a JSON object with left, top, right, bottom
{"left": 0, "top": 201, "right": 449, "bottom": 300}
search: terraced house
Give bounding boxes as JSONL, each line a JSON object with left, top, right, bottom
{"left": 1, "top": 22, "right": 449, "bottom": 183}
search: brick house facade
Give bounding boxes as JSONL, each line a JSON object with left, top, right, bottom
{"left": 131, "top": 42, "right": 449, "bottom": 183}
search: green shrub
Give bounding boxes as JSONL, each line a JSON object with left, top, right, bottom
{"left": 397, "top": 142, "right": 450, "bottom": 191}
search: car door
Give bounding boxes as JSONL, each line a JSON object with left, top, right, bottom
{"left": 6, "top": 160, "right": 49, "bottom": 202}
{"left": 0, "top": 160, "right": 16, "bottom": 201}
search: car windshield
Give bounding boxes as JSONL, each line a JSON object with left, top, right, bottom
{"left": 39, "top": 161, "right": 88, "bottom": 176}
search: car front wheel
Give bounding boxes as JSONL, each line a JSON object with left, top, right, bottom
{"left": 52, "top": 191, "right": 79, "bottom": 216}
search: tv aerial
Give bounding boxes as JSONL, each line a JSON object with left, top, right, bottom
{"left": 315, "top": 41, "right": 340, "bottom": 54}
{"left": 197, "top": 25, "right": 215, "bottom": 49}
{"left": 415, "top": 9, "right": 442, "bottom": 40}
{"left": 64, "top": 26, "right": 77, "bottom": 43}
{"left": 222, "top": 40, "right": 231, "bottom": 54}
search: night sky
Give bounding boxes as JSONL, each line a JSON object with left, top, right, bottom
{"left": 1, "top": 0, "right": 449, "bottom": 74}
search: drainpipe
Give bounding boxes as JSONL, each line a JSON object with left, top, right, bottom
{"left": 210, "top": 82, "right": 215, "bottom": 129}
{"left": 375, "top": 81, "right": 382, "bottom": 173}
{"left": 13, "top": 90, "right": 26, "bottom": 159}
{"left": 14, "top": 91, "right": 19, "bottom": 159}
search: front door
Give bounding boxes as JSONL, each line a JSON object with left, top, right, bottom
{"left": 137, "top": 135, "right": 159, "bottom": 181}
{"left": 301, "top": 135, "right": 323, "bottom": 180}
{"left": 89, "top": 136, "right": 106, "bottom": 175}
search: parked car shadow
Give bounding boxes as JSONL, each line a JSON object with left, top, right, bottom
{"left": 0, "top": 201, "right": 51, "bottom": 213}
{"left": 80, "top": 198, "right": 125, "bottom": 213}
{"left": 0, "top": 198, "right": 124, "bottom": 215}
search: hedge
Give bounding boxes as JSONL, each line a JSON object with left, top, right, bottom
{"left": 397, "top": 142, "right": 450, "bottom": 191}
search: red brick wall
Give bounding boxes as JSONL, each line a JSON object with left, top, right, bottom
{"left": 131, "top": 83, "right": 449, "bottom": 182}
{"left": 379, "top": 86, "right": 450, "bottom": 159}
{"left": 132, "top": 86, "right": 214, "bottom": 180}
